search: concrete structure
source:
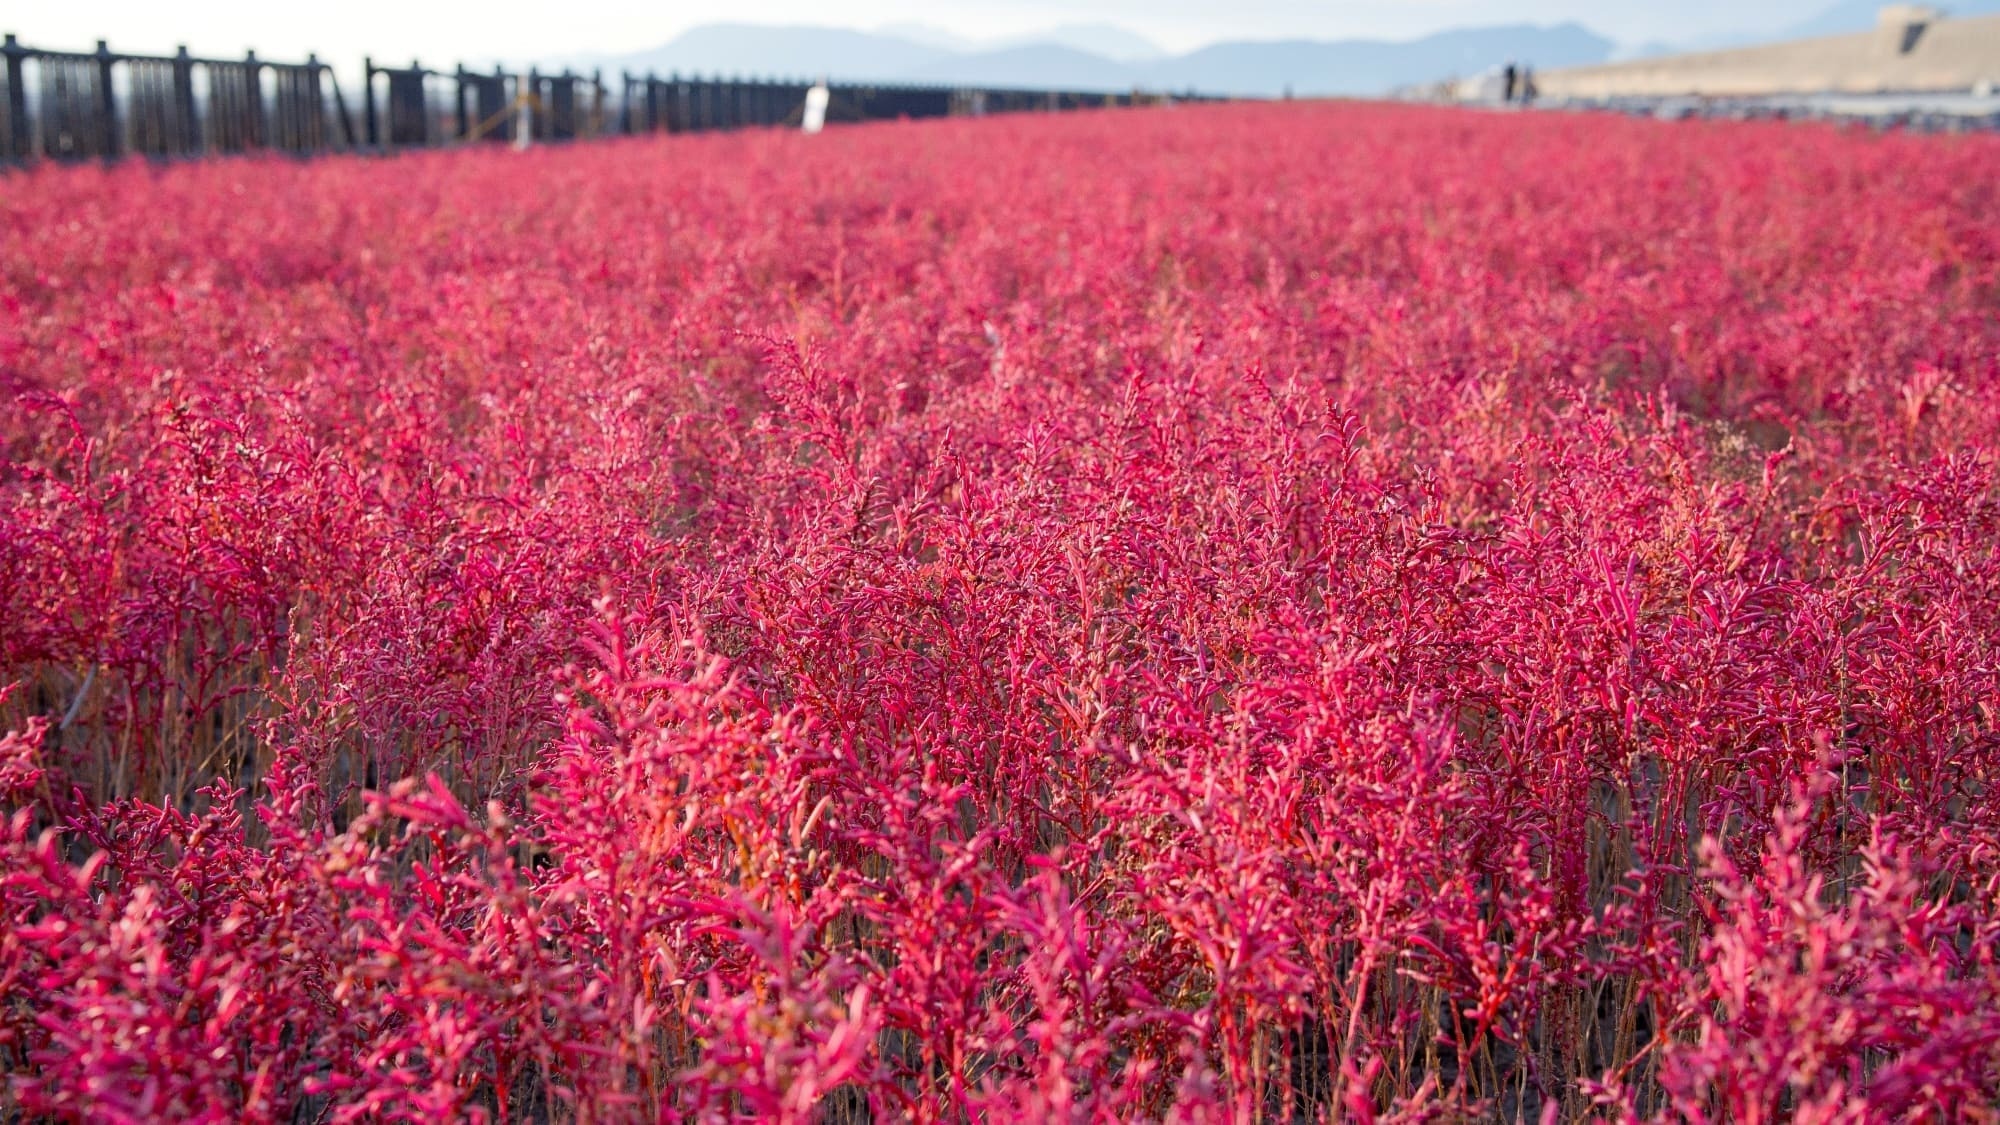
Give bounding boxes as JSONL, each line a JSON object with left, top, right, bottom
{"left": 1538, "top": 7, "right": 2000, "bottom": 100}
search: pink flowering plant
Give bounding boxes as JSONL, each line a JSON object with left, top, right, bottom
{"left": 3, "top": 103, "right": 1999, "bottom": 1119}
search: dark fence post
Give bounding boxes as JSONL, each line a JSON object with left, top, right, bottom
{"left": 363, "top": 57, "right": 378, "bottom": 148}
{"left": 384, "top": 58, "right": 428, "bottom": 147}
{"left": 494, "top": 68, "right": 509, "bottom": 141}
{"left": 4, "top": 34, "right": 29, "bottom": 160}
{"left": 592, "top": 67, "right": 604, "bottom": 137}
{"left": 244, "top": 50, "right": 264, "bottom": 147}
{"left": 296, "top": 53, "right": 327, "bottom": 152}
{"left": 494, "top": 65, "right": 507, "bottom": 143}
{"left": 548, "top": 69, "right": 571, "bottom": 139}
{"left": 95, "top": 39, "right": 119, "bottom": 159}
{"left": 527, "top": 66, "right": 541, "bottom": 140}
{"left": 173, "top": 45, "right": 197, "bottom": 153}
{"left": 408, "top": 57, "right": 423, "bottom": 146}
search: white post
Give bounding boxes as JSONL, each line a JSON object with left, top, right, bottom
{"left": 803, "top": 82, "right": 829, "bottom": 134}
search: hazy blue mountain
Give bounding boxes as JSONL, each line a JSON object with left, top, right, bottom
{"left": 901, "top": 45, "right": 1140, "bottom": 91}
{"left": 870, "top": 22, "right": 1163, "bottom": 62}
{"left": 604, "top": 23, "right": 948, "bottom": 81}
{"left": 997, "top": 25, "right": 1165, "bottom": 62}
{"left": 873, "top": 23, "right": 977, "bottom": 52}
{"left": 591, "top": 21, "right": 1615, "bottom": 97}
{"left": 1143, "top": 23, "right": 1616, "bottom": 97}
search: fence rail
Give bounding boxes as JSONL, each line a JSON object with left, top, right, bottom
{"left": 3, "top": 33, "right": 1204, "bottom": 165}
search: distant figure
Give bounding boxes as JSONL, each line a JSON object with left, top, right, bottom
{"left": 1522, "top": 67, "right": 1537, "bottom": 103}
{"left": 1503, "top": 63, "right": 1519, "bottom": 103}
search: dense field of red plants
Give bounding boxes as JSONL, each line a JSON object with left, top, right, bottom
{"left": 3, "top": 102, "right": 1999, "bottom": 1121}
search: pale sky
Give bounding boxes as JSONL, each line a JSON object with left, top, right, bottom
{"left": 2, "top": 0, "right": 1835, "bottom": 63}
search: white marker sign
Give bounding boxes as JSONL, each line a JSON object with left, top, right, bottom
{"left": 803, "top": 83, "right": 830, "bottom": 134}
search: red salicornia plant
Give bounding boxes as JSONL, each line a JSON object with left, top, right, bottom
{"left": 3, "top": 103, "right": 1999, "bottom": 1121}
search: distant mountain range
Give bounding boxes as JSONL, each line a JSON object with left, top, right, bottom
{"left": 1153, "top": 26, "right": 1614, "bottom": 95}
{"left": 878, "top": 23, "right": 1167, "bottom": 62}
{"left": 548, "top": 2, "right": 2000, "bottom": 100}
{"left": 579, "top": 22, "right": 1614, "bottom": 98}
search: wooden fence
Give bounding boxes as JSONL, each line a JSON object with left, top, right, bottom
{"left": 2, "top": 33, "right": 1198, "bottom": 164}
{"left": 1, "top": 36, "right": 354, "bottom": 161}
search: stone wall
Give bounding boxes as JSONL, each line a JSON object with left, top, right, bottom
{"left": 1539, "top": 10, "right": 2000, "bottom": 99}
